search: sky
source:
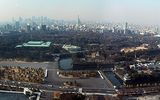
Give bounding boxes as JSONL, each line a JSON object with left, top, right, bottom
{"left": 0, "top": 0, "right": 159, "bottom": 25}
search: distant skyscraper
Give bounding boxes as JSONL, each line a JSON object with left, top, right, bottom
{"left": 12, "top": 17, "right": 15, "bottom": 24}
{"left": 124, "top": 22, "right": 128, "bottom": 34}
{"left": 5, "top": 24, "right": 12, "bottom": 31}
{"left": 19, "top": 17, "right": 23, "bottom": 23}
{"left": 15, "top": 21, "right": 20, "bottom": 30}
{"left": 41, "top": 25, "right": 47, "bottom": 31}
{"left": 156, "top": 27, "right": 160, "bottom": 35}
{"left": 32, "top": 16, "right": 36, "bottom": 22}
{"left": 78, "top": 16, "right": 81, "bottom": 26}
{"left": 27, "top": 24, "right": 31, "bottom": 32}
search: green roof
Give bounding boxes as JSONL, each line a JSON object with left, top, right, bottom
{"left": 16, "top": 41, "right": 51, "bottom": 48}
{"left": 27, "top": 41, "right": 44, "bottom": 45}
{"left": 15, "top": 45, "right": 23, "bottom": 48}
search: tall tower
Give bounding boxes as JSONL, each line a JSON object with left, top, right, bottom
{"left": 12, "top": 17, "right": 15, "bottom": 24}
{"left": 124, "top": 22, "right": 128, "bottom": 34}
{"left": 78, "top": 16, "right": 81, "bottom": 26}
{"left": 156, "top": 27, "right": 160, "bottom": 35}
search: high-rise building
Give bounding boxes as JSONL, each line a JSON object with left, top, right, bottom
{"left": 78, "top": 16, "right": 81, "bottom": 26}
{"left": 12, "top": 17, "right": 15, "bottom": 24}
{"left": 15, "top": 21, "right": 20, "bottom": 30}
{"left": 19, "top": 17, "right": 23, "bottom": 23}
{"left": 5, "top": 24, "right": 13, "bottom": 31}
{"left": 27, "top": 24, "right": 31, "bottom": 32}
{"left": 124, "top": 22, "right": 128, "bottom": 34}
{"left": 41, "top": 25, "right": 46, "bottom": 31}
{"left": 156, "top": 27, "right": 160, "bottom": 35}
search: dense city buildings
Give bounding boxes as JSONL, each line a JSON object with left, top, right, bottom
{"left": 0, "top": 0, "right": 160, "bottom": 100}
{"left": 0, "top": 17, "right": 160, "bottom": 99}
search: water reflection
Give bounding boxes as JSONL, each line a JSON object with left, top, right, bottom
{"left": 59, "top": 58, "right": 73, "bottom": 70}
{"left": 104, "top": 71, "right": 122, "bottom": 87}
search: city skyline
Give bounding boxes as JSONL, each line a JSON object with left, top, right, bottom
{"left": 0, "top": 0, "right": 160, "bottom": 25}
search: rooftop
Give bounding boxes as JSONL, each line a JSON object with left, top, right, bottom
{"left": 27, "top": 41, "right": 44, "bottom": 45}
{"left": 62, "top": 45, "right": 81, "bottom": 53}
{"left": 16, "top": 41, "right": 51, "bottom": 48}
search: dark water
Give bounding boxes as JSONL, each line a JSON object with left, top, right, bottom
{"left": 104, "top": 72, "right": 122, "bottom": 87}
{"left": 59, "top": 58, "right": 73, "bottom": 70}
{"left": 0, "top": 92, "right": 28, "bottom": 100}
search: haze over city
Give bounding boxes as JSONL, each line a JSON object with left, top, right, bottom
{"left": 1, "top": 0, "right": 160, "bottom": 100}
{"left": 0, "top": 0, "right": 160, "bottom": 25}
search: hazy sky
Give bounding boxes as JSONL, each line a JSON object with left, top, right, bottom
{"left": 0, "top": 0, "right": 159, "bottom": 25}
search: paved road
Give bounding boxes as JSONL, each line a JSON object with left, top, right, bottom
{"left": 0, "top": 80, "right": 115, "bottom": 94}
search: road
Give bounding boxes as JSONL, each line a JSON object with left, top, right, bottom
{"left": 0, "top": 80, "right": 115, "bottom": 94}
